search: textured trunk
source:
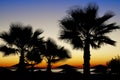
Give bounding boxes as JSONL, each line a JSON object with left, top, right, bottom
{"left": 83, "top": 38, "right": 90, "bottom": 80}
{"left": 47, "top": 59, "right": 52, "bottom": 73}
{"left": 17, "top": 50, "right": 26, "bottom": 72}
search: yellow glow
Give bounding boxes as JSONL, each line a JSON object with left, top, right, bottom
{"left": 0, "top": 53, "right": 19, "bottom": 67}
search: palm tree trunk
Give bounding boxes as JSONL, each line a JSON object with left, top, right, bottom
{"left": 31, "top": 64, "right": 35, "bottom": 72}
{"left": 17, "top": 50, "right": 26, "bottom": 72}
{"left": 83, "top": 38, "right": 90, "bottom": 80}
{"left": 47, "top": 59, "right": 52, "bottom": 73}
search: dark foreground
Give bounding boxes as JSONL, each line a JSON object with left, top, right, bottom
{"left": 0, "top": 71, "right": 120, "bottom": 80}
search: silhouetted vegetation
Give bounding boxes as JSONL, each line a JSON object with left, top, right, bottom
{"left": 58, "top": 3, "right": 120, "bottom": 80}
{"left": 41, "top": 38, "right": 71, "bottom": 73}
{"left": 25, "top": 47, "right": 43, "bottom": 72}
{"left": 0, "top": 23, "right": 44, "bottom": 72}
{"left": 107, "top": 55, "right": 120, "bottom": 74}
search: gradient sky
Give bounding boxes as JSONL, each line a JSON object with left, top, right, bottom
{"left": 0, "top": 0, "right": 120, "bottom": 68}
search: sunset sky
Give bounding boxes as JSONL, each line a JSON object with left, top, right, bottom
{"left": 0, "top": 0, "right": 120, "bottom": 68}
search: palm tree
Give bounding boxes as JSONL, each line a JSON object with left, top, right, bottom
{"left": 43, "top": 38, "right": 71, "bottom": 73}
{"left": 0, "top": 23, "right": 44, "bottom": 72}
{"left": 25, "top": 47, "right": 43, "bottom": 72}
{"left": 59, "top": 3, "right": 119, "bottom": 79}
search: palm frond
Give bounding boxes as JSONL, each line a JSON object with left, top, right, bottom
{"left": 26, "top": 48, "right": 42, "bottom": 63}
{"left": 85, "top": 3, "right": 98, "bottom": 22}
{"left": 42, "top": 38, "right": 71, "bottom": 64}
{"left": 50, "top": 47, "right": 71, "bottom": 63}
{"left": 96, "top": 36, "right": 116, "bottom": 46}
{"left": 68, "top": 7, "right": 85, "bottom": 23}
{"left": 57, "top": 47, "right": 71, "bottom": 58}
{"left": 60, "top": 30, "right": 76, "bottom": 40}
{"left": 60, "top": 17, "right": 78, "bottom": 31}
{"left": 95, "top": 23, "right": 120, "bottom": 35}
{"left": 96, "top": 12, "right": 114, "bottom": 26}
{"left": 59, "top": 3, "right": 120, "bottom": 51}
{"left": 32, "top": 29, "right": 43, "bottom": 38}
{"left": 71, "top": 37, "right": 83, "bottom": 49}
{"left": 0, "top": 45, "right": 18, "bottom": 56}
{"left": 90, "top": 39, "right": 100, "bottom": 49}
{"left": 0, "top": 32, "right": 14, "bottom": 45}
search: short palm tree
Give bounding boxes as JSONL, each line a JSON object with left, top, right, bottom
{"left": 59, "top": 3, "right": 119, "bottom": 79}
{"left": 25, "top": 47, "right": 43, "bottom": 72}
{"left": 43, "top": 38, "right": 71, "bottom": 73}
{"left": 0, "top": 23, "right": 44, "bottom": 72}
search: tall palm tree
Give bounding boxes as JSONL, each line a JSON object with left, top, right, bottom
{"left": 59, "top": 3, "right": 119, "bottom": 79}
{"left": 0, "top": 23, "right": 44, "bottom": 72}
{"left": 43, "top": 38, "right": 71, "bottom": 73}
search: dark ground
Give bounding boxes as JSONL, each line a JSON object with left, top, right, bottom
{"left": 0, "top": 71, "right": 120, "bottom": 80}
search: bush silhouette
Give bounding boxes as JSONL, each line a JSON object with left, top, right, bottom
{"left": 107, "top": 55, "right": 120, "bottom": 74}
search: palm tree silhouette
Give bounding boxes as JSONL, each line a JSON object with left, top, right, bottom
{"left": 59, "top": 3, "right": 119, "bottom": 79}
{"left": 0, "top": 23, "right": 44, "bottom": 72}
{"left": 42, "top": 38, "right": 71, "bottom": 73}
{"left": 25, "top": 47, "right": 43, "bottom": 72}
